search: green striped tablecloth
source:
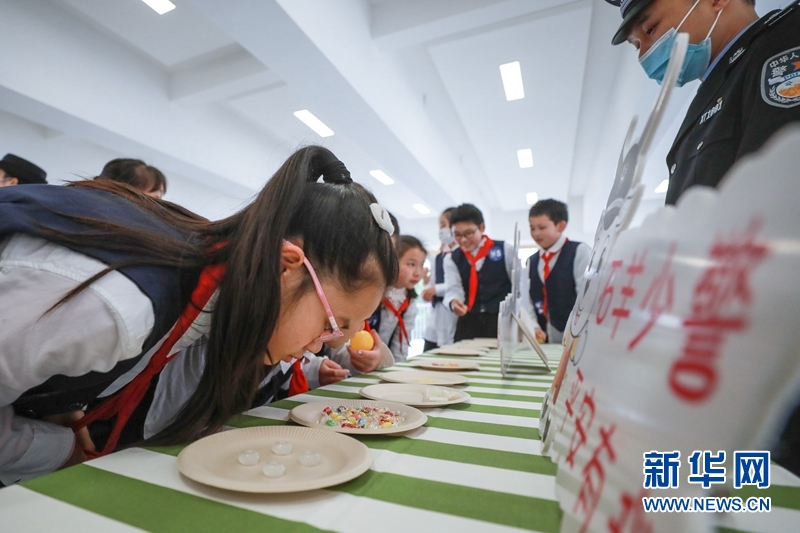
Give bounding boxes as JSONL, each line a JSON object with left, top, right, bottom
{"left": 2, "top": 346, "right": 798, "bottom": 533}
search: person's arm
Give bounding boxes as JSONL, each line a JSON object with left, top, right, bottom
{"left": 443, "top": 254, "right": 466, "bottom": 314}
{"left": 301, "top": 354, "right": 324, "bottom": 390}
{"left": 573, "top": 242, "right": 592, "bottom": 297}
{"left": 0, "top": 237, "right": 153, "bottom": 483}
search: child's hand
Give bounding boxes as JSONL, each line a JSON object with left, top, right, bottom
{"left": 44, "top": 410, "right": 95, "bottom": 454}
{"left": 421, "top": 287, "right": 437, "bottom": 301}
{"left": 451, "top": 299, "right": 468, "bottom": 317}
{"left": 422, "top": 267, "right": 431, "bottom": 284}
{"left": 319, "top": 359, "right": 349, "bottom": 386}
{"left": 534, "top": 327, "right": 547, "bottom": 344}
{"left": 347, "top": 330, "right": 383, "bottom": 373}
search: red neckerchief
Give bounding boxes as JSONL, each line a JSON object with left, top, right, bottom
{"left": 73, "top": 262, "right": 226, "bottom": 457}
{"left": 541, "top": 238, "right": 567, "bottom": 318}
{"left": 288, "top": 359, "right": 309, "bottom": 396}
{"left": 465, "top": 237, "right": 495, "bottom": 311}
{"left": 382, "top": 297, "right": 410, "bottom": 345}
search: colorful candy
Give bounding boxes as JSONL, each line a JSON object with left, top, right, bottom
{"left": 319, "top": 405, "right": 405, "bottom": 430}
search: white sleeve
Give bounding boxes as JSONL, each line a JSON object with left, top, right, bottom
{"left": 301, "top": 354, "right": 325, "bottom": 390}
{"left": 0, "top": 235, "right": 154, "bottom": 483}
{"left": 443, "top": 254, "right": 465, "bottom": 311}
{"left": 573, "top": 242, "right": 592, "bottom": 296}
{"left": 0, "top": 406, "right": 74, "bottom": 486}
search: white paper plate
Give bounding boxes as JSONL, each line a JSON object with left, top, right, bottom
{"left": 380, "top": 370, "right": 469, "bottom": 386}
{"left": 459, "top": 338, "right": 498, "bottom": 348}
{"left": 410, "top": 359, "right": 480, "bottom": 371}
{"left": 289, "top": 399, "right": 427, "bottom": 435}
{"left": 360, "top": 383, "right": 470, "bottom": 407}
{"left": 429, "top": 346, "right": 486, "bottom": 356}
{"left": 176, "top": 426, "right": 372, "bottom": 493}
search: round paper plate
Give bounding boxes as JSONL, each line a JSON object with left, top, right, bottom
{"left": 410, "top": 359, "right": 480, "bottom": 371}
{"left": 176, "top": 426, "right": 372, "bottom": 493}
{"left": 429, "top": 346, "right": 486, "bottom": 356}
{"left": 289, "top": 399, "right": 427, "bottom": 435}
{"left": 380, "top": 370, "right": 469, "bottom": 386}
{"left": 459, "top": 338, "right": 498, "bottom": 349}
{"left": 360, "top": 383, "right": 470, "bottom": 407}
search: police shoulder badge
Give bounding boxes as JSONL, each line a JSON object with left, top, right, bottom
{"left": 761, "top": 46, "right": 800, "bottom": 108}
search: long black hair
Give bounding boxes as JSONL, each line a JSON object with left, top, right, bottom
{"left": 46, "top": 146, "right": 398, "bottom": 444}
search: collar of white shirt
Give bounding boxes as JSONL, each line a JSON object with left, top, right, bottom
{"left": 542, "top": 234, "right": 567, "bottom": 255}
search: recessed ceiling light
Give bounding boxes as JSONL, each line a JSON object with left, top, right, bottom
{"left": 526, "top": 192, "right": 539, "bottom": 205}
{"left": 499, "top": 61, "right": 525, "bottom": 101}
{"left": 655, "top": 179, "right": 669, "bottom": 194}
{"left": 369, "top": 170, "right": 395, "bottom": 185}
{"left": 413, "top": 203, "right": 431, "bottom": 214}
{"left": 293, "top": 110, "right": 334, "bottom": 137}
{"left": 517, "top": 149, "right": 533, "bottom": 169}
{"left": 141, "top": 0, "right": 175, "bottom": 15}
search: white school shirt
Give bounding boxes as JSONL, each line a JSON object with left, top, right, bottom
{"left": 443, "top": 237, "right": 515, "bottom": 312}
{"left": 0, "top": 234, "right": 222, "bottom": 484}
{"left": 422, "top": 247, "right": 458, "bottom": 346}
{"left": 377, "top": 287, "right": 418, "bottom": 363}
{"left": 0, "top": 234, "right": 155, "bottom": 485}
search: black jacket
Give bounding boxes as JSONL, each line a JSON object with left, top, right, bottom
{"left": 666, "top": 2, "right": 800, "bottom": 205}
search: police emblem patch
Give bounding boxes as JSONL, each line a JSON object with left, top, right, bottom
{"left": 488, "top": 246, "right": 503, "bottom": 262}
{"left": 761, "top": 46, "right": 800, "bottom": 108}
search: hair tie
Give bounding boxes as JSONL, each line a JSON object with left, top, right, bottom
{"left": 370, "top": 203, "right": 394, "bottom": 235}
{"left": 320, "top": 160, "right": 352, "bottom": 184}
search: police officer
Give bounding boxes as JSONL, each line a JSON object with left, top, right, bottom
{"left": 608, "top": 0, "right": 800, "bottom": 477}
{"left": 606, "top": 0, "right": 800, "bottom": 205}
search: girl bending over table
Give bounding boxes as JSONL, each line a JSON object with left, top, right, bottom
{"left": 0, "top": 146, "right": 397, "bottom": 485}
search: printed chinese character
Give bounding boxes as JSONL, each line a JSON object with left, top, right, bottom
{"left": 772, "top": 65, "right": 789, "bottom": 78}
{"left": 608, "top": 490, "right": 653, "bottom": 533}
{"left": 596, "top": 260, "right": 624, "bottom": 325}
{"left": 643, "top": 451, "right": 681, "bottom": 489}
{"left": 610, "top": 251, "right": 647, "bottom": 339}
{"left": 558, "top": 368, "right": 584, "bottom": 432}
{"left": 734, "top": 451, "right": 771, "bottom": 489}
{"left": 770, "top": 60, "right": 780, "bottom": 68}
{"left": 574, "top": 424, "right": 617, "bottom": 533}
{"left": 668, "top": 218, "right": 769, "bottom": 403}
{"left": 628, "top": 244, "right": 676, "bottom": 350}
{"left": 687, "top": 450, "right": 727, "bottom": 489}
{"left": 779, "top": 55, "right": 789, "bottom": 63}
{"left": 566, "top": 390, "right": 596, "bottom": 468}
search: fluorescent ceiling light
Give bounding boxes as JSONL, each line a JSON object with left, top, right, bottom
{"left": 526, "top": 192, "right": 539, "bottom": 205}
{"left": 655, "top": 179, "right": 669, "bottom": 194}
{"left": 141, "top": 0, "right": 176, "bottom": 15}
{"left": 413, "top": 203, "right": 431, "bottom": 215}
{"left": 293, "top": 110, "right": 334, "bottom": 137}
{"left": 517, "top": 149, "right": 533, "bottom": 169}
{"left": 369, "top": 169, "right": 395, "bottom": 185}
{"left": 499, "top": 61, "right": 525, "bottom": 101}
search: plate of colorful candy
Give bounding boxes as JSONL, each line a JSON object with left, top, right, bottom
{"left": 359, "top": 383, "right": 470, "bottom": 407}
{"left": 289, "top": 399, "right": 427, "bottom": 435}
{"left": 176, "top": 426, "right": 372, "bottom": 493}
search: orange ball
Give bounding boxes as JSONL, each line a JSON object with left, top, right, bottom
{"left": 350, "top": 330, "right": 375, "bottom": 351}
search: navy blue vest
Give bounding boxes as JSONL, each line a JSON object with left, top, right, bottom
{"left": 528, "top": 240, "right": 580, "bottom": 333}
{"left": 451, "top": 240, "right": 511, "bottom": 314}
{"left": 432, "top": 252, "right": 446, "bottom": 307}
{"left": 0, "top": 185, "right": 201, "bottom": 417}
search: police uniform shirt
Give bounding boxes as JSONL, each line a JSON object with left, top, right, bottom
{"left": 666, "top": 2, "right": 800, "bottom": 205}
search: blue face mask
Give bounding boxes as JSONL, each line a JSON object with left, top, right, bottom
{"left": 638, "top": 0, "right": 723, "bottom": 87}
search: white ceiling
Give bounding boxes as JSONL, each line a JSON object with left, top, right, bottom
{"left": 0, "top": 0, "right": 788, "bottom": 248}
